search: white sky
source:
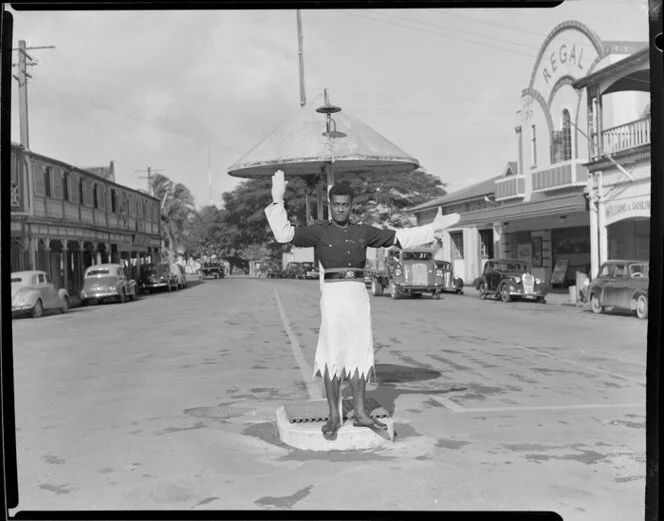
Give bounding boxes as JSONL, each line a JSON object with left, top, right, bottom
{"left": 8, "top": 1, "right": 650, "bottom": 208}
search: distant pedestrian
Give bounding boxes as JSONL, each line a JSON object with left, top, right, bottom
{"left": 265, "top": 170, "right": 459, "bottom": 440}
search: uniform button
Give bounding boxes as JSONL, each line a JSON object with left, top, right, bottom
{"left": 347, "top": 251, "right": 350, "bottom": 254}
{"left": 348, "top": 263, "right": 351, "bottom": 266}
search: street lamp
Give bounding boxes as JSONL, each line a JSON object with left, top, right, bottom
{"left": 315, "top": 88, "right": 343, "bottom": 219}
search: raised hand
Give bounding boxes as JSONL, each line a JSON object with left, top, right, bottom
{"left": 432, "top": 207, "right": 460, "bottom": 236}
{"left": 271, "top": 170, "right": 288, "bottom": 203}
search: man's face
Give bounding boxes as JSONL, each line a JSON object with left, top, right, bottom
{"left": 330, "top": 194, "right": 352, "bottom": 224}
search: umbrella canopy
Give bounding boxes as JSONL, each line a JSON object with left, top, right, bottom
{"left": 227, "top": 95, "right": 420, "bottom": 179}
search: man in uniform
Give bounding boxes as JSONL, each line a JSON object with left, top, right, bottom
{"left": 265, "top": 170, "right": 459, "bottom": 441}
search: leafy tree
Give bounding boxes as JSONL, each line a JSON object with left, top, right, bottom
{"left": 150, "top": 173, "right": 196, "bottom": 263}
{"left": 336, "top": 167, "right": 447, "bottom": 228}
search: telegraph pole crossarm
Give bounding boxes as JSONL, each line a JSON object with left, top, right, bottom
{"left": 135, "top": 166, "right": 164, "bottom": 197}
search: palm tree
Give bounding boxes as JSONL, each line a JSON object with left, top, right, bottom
{"left": 150, "top": 173, "right": 196, "bottom": 264}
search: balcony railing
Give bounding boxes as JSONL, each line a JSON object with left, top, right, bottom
{"left": 594, "top": 116, "right": 650, "bottom": 159}
{"left": 532, "top": 159, "right": 588, "bottom": 193}
{"left": 494, "top": 175, "right": 525, "bottom": 201}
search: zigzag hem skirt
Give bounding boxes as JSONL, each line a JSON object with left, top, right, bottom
{"left": 312, "top": 280, "right": 376, "bottom": 383}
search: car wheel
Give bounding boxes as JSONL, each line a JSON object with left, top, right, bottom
{"left": 537, "top": 297, "right": 546, "bottom": 304}
{"left": 635, "top": 295, "right": 648, "bottom": 319}
{"left": 32, "top": 299, "right": 44, "bottom": 319}
{"left": 61, "top": 296, "right": 69, "bottom": 313}
{"left": 590, "top": 294, "right": 604, "bottom": 314}
{"left": 82, "top": 298, "right": 89, "bottom": 306}
{"left": 478, "top": 282, "right": 487, "bottom": 300}
{"left": 500, "top": 285, "right": 511, "bottom": 303}
{"left": 411, "top": 293, "right": 422, "bottom": 299}
{"left": 371, "top": 279, "right": 383, "bottom": 296}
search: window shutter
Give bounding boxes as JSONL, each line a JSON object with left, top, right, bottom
{"left": 34, "top": 165, "right": 45, "bottom": 195}
{"left": 53, "top": 170, "right": 63, "bottom": 199}
{"left": 98, "top": 185, "right": 105, "bottom": 209}
{"left": 71, "top": 175, "right": 79, "bottom": 203}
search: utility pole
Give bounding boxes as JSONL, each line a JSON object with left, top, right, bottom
{"left": 296, "top": 10, "right": 306, "bottom": 108}
{"left": 12, "top": 40, "right": 55, "bottom": 149}
{"left": 208, "top": 143, "right": 213, "bottom": 207}
{"left": 135, "top": 166, "right": 163, "bottom": 196}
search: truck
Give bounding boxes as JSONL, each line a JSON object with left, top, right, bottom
{"left": 366, "top": 246, "right": 462, "bottom": 299}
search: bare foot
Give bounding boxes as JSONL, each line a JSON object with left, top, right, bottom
{"left": 321, "top": 417, "right": 342, "bottom": 441}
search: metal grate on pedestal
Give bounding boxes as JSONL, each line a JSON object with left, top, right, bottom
{"left": 283, "top": 398, "right": 390, "bottom": 424}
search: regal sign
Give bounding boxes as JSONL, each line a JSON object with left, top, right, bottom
{"left": 541, "top": 42, "right": 587, "bottom": 85}
{"left": 531, "top": 25, "right": 602, "bottom": 100}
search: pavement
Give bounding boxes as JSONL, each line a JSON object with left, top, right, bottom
{"left": 11, "top": 277, "right": 645, "bottom": 517}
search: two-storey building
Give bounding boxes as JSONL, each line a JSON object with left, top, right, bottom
{"left": 9, "top": 143, "right": 162, "bottom": 295}
{"left": 573, "top": 47, "right": 650, "bottom": 278}
{"left": 409, "top": 21, "right": 649, "bottom": 287}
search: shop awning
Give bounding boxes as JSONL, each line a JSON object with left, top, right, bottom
{"left": 456, "top": 193, "right": 588, "bottom": 227}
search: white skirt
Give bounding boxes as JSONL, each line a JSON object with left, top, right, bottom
{"left": 312, "top": 280, "right": 375, "bottom": 382}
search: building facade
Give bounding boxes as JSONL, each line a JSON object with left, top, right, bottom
{"left": 9, "top": 143, "right": 163, "bottom": 295}
{"left": 410, "top": 21, "right": 650, "bottom": 287}
{"left": 573, "top": 48, "right": 651, "bottom": 278}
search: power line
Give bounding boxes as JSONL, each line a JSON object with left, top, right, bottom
{"left": 336, "top": 9, "right": 536, "bottom": 59}
{"left": 371, "top": 9, "right": 543, "bottom": 52}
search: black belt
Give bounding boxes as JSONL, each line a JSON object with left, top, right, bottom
{"left": 324, "top": 269, "right": 365, "bottom": 281}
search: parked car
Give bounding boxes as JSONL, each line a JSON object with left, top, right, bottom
{"left": 80, "top": 263, "right": 138, "bottom": 305}
{"left": 266, "top": 261, "right": 283, "bottom": 278}
{"left": 172, "top": 263, "right": 187, "bottom": 289}
{"left": 301, "top": 261, "right": 319, "bottom": 280}
{"left": 434, "top": 260, "right": 464, "bottom": 294}
{"left": 284, "top": 262, "right": 305, "bottom": 279}
{"left": 477, "top": 258, "right": 547, "bottom": 303}
{"left": 368, "top": 247, "right": 446, "bottom": 299}
{"left": 585, "top": 260, "right": 649, "bottom": 319}
{"left": 11, "top": 270, "right": 70, "bottom": 318}
{"left": 138, "top": 263, "right": 178, "bottom": 293}
{"left": 200, "top": 261, "right": 224, "bottom": 279}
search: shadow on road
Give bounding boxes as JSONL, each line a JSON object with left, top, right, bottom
{"left": 339, "top": 363, "right": 468, "bottom": 417}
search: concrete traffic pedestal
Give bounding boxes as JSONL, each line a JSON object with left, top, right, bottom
{"left": 276, "top": 399, "right": 395, "bottom": 451}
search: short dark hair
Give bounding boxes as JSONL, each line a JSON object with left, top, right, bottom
{"left": 328, "top": 182, "right": 354, "bottom": 201}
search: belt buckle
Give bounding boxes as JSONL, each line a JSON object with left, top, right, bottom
{"left": 345, "top": 270, "right": 355, "bottom": 279}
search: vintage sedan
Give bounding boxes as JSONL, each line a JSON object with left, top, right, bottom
{"left": 477, "top": 258, "right": 547, "bottom": 303}
{"left": 80, "top": 263, "right": 138, "bottom": 305}
{"left": 434, "top": 260, "right": 464, "bottom": 294}
{"left": 586, "top": 260, "right": 649, "bottom": 319}
{"left": 138, "top": 263, "right": 178, "bottom": 293}
{"left": 11, "top": 270, "right": 70, "bottom": 318}
{"left": 301, "top": 261, "right": 320, "bottom": 280}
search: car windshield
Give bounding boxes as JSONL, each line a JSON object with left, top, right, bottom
{"left": 629, "top": 263, "right": 649, "bottom": 277}
{"left": 301, "top": 263, "right": 315, "bottom": 269}
{"left": 86, "top": 269, "right": 111, "bottom": 277}
{"left": 403, "top": 252, "right": 432, "bottom": 261}
{"left": 499, "top": 262, "right": 529, "bottom": 273}
{"left": 11, "top": 277, "right": 22, "bottom": 283}
{"left": 141, "top": 265, "right": 157, "bottom": 274}
{"left": 435, "top": 261, "right": 451, "bottom": 269}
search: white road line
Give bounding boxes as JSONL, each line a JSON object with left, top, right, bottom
{"left": 433, "top": 397, "right": 643, "bottom": 414}
{"left": 508, "top": 344, "right": 646, "bottom": 387}
{"left": 434, "top": 396, "right": 467, "bottom": 412}
{"left": 273, "top": 289, "right": 323, "bottom": 401}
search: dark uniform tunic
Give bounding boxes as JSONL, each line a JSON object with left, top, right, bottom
{"left": 291, "top": 221, "right": 398, "bottom": 271}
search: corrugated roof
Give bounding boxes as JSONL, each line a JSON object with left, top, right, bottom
{"left": 228, "top": 94, "right": 419, "bottom": 178}
{"left": 408, "top": 162, "right": 517, "bottom": 213}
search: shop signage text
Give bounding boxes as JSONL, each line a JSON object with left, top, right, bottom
{"left": 542, "top": 42, "right": 587, "bottom": 85}
{"left": 605, "top": 197, "right": 650, "bottom": 219}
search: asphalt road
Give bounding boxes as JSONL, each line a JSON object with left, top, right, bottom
{"left": 10, "top": 276, "right": 647, "bottom": 518}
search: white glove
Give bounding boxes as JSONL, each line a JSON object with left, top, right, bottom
{"left": 271, "top": 170, "right": 288, "bottom": 203}
{"left": 432, "top": 208, "right": 460, "bottom": 237}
